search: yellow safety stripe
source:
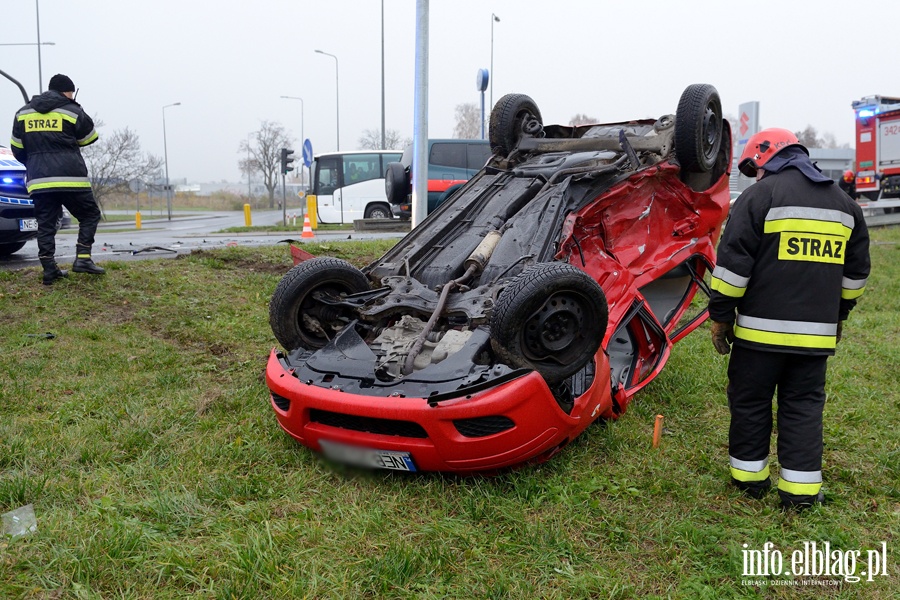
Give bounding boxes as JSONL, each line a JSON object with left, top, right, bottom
{"left": 27, "top": 181, "right": 92, "bottom": 193}
{"left": 841, "top": 287, "right": 865, "bottom": 300}
{"left": 78, "top": 130, "right": 99, "bottom": 146}
{"left": 777, "top": 479, "right": 822, "bottom": 497}
{"left": 77, "top": 254, "right": 91, "bottom": 259}
{"left": 734, "top": 325, "right": 836, "bottom": 350}
{"left": 711, "top": 277, "right": 746, "bottom": 298}
{"left": 764, "top": 218, "right": 851, "bottom": 239}
{"left": 731, "top": 464, "right": 770, "bottom": 483}
{"left": 9, "top": 138, "right": 23, "bottom": 149}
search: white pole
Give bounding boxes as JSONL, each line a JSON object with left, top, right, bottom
{"left": 411, "top": 0, "right": 429, "bottom": 228}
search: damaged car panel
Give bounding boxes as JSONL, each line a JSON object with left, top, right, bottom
{"left": 266, "top": 84, "right": 732, "bottom": 473}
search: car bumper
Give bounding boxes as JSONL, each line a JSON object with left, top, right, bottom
{"left": 266, "top": 349, "right": 614, "bottom": 473}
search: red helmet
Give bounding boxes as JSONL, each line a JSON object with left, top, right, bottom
{"left": 738, "top": 128, "right": 806, "bottom": 177}
{"left": 843, "top": 170, "right": 854, "bottom": 183}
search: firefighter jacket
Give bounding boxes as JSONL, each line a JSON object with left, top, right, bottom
{"left": 709, "top": 162, "right": 870, "bottom": 356}
{"left": 9, "top": 90, "right": 98, "bottom": 194}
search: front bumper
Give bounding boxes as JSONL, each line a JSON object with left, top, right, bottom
{"left": 266, "top": 349, "right": 613, "bottom": 473}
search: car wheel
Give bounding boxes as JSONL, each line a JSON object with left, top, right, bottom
{"left": 385, "top": 161, "right": 410, "bottom": 204}
{"left": 674, "top": 83, "right": 723, "bottom": 173}
{"left": 437, "top": 183, "right": 464, "bottom": 205}
{"left": 0, "top": 242, "right": 27, "bottom": 256}
{"left": 490, "top": 262, "right": 608, "bottom": 385}
{"left": 489, "top": 93, "right": 543, "bottom": 157}
{"left": 364, "top": 203, "right": 392, "bottom": 219}
{"left": 269, "top": 257, "right": 370, "bottom": 351}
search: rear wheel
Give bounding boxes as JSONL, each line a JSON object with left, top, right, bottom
{"left": 269, "top": 257, "right": 370, "bottom": 351}
{"left": 489, "top": 93, "right": 543, "bottom": 157}
{"left": 490, "top": 263, "right": 608, "bottom": 385}
{"left": 674, "top": 84, "right": 723, "bottom": 173}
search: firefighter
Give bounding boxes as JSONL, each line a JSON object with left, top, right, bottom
{"left": 9, "top": 73, "right": 105, "bottom": 285}
{"left": 708, "top": 128, "right": 870, "bottom": 510}
{"left": 838, "top": 169, "right": 856, "bottom": 199}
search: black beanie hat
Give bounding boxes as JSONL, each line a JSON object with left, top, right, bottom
{"left": 48, "top": 74, "right": 75, "bottom": 93}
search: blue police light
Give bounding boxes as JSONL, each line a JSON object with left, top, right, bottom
{"left": 1, "top": 177, "right": 12, "bottom": 184}
{"left": 858, "top": 109, "right": 875, "bottom": 118}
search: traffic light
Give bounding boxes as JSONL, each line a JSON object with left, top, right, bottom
{"left": 281, "top": 148, "right": 295, "bottom": 175}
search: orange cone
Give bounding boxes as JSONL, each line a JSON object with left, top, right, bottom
{"left": 301, "top": 214, "right": 314, "bottom": 238}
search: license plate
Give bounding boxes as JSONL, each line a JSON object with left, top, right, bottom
{"left": 319, "top": 439, "right": 417, "bottom": 472}
{"left": 19, "top": 218, "right": 38, "bottom": 232}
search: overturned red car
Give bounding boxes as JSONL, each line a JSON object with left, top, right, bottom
{"left": 266, "top": 84, "right": 732, "bottom": 473}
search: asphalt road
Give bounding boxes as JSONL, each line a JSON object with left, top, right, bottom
{"left": 0, "top": 210, "right": 406, "bottom": 271}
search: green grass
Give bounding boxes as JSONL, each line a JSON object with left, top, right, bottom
{"left": 0, "top": 232, "right": 898, "bottom": 599}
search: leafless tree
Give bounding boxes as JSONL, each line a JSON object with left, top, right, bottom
{"left": 358, "top": 129, "right": 412, "bottom": 150}
{"left": 795, "top": 125, "right": 839, "bottom": 149}
{"left": 454, "top": 103, "right": 483, "bottom": 139}
{"left": 238, "top": 121, "right": 293, "bottom": 208}
{"left": 82, "top": 126, "right": 163, "bottom": 213}
{"left": 569, "top": 113, "right": 598, "bottom": 126}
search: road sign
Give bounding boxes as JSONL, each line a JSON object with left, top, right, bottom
{"left": 302, "top": 139, "right": 313, "bottom": 168}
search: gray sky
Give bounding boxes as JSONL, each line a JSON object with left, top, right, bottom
{"left": 2, "top": 0, "right": 886, "bottom": 183}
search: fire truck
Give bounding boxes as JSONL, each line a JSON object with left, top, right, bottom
{"left": 852, "top": 95, "right": 900, "bottom": 201}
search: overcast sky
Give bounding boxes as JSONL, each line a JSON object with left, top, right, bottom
{"left": 2, "top": 0, "right": 889, "bottom": 183}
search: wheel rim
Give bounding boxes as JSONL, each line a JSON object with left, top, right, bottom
{"left": 521, "top": 291, "right": 591, "bottom": 364}
{"left": 297, "top": 282, "right": 356, "bottom": 346}
{"left": 702, "top": 102, "right": 721, "bottom": 162}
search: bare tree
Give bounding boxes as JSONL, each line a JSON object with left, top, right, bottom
{"left": 794, "top": 125, "right": 840, "bottom": 149}
{"left": 82, "top": 127, "right": 163, "bottom": 213}
{"left": 569, "top": 113, "right": 598, "bottom": 126}
{"left": 238, "top": 121, "right": 293, "bottom": 208}
{"left": 358, "top": 128, "right": 412, "bottom": 150}
{"left": 454, "top": 103, "right": 483, "bottom": 139}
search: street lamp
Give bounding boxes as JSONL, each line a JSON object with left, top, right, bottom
{"left": 36, "top": 0, "right": 43, "bottom": 91}
{"left": 162, "top": 102, "right": 181, "bottom": 221}
{"left": 315, "top": 49, "right": 340, "bottom": 151}
{"left": 280, "top": 95, "right": 305, "bottom": 185}
{"left": 490, "top": 13, "right": 500, "bottom": 110}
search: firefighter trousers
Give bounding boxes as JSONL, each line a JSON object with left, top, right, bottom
{"left": 32, "top": 190, "right": 101, "bottom": 262}
{"left": 727, "top": 344, "right": 828, "bottom": 505}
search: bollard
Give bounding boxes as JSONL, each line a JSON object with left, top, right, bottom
{"left": 306, "top": 195, "right": 318, "bottom": 229}
{"left": 243, "top": 203, "right": 252, "bottom": 227}
{"left": 135, "top": 211, "right": 142, "bottom": 230}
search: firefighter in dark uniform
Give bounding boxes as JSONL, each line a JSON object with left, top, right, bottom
{"left": 9, "top": 73, "right": 105, "bottom": 284}
{"left": 838, "top": 169, "right": 856, "bottom": 199}
{"left": 708, "top": 128, "right": 870, "bottom": 509}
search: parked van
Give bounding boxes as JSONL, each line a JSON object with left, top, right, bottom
{"left": 385, "top": 139, "right": 492, "bottom": 218}
{"left": 309, "top": 150, "right": 402, "bottom": 223}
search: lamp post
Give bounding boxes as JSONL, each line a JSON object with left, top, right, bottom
{"left": 36, "top": 0, "right": 43, "bottom": 91}
{"left": 280, "top": 95, "right": 305, "bottom": 185}
{"left": 490, "top": 13, "right": 500, "bottom": 110}
{"left": 315, "top": 49, "right": 340, "bottom": 151}
{"left": 381, "top": 0, "right": 386, "bottom": 150}
{"left": 162, "top": 102, "right": 181, "bottom": 221}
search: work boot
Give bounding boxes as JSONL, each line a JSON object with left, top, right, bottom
{"left": 40, "top": 261, "right": 69, "bottom": 286}
{"left": 780, "top": 490, "right": 825, "bottom": 512}
{"left": 732, "top": 477, "right": 771, "bottom": 500}
{"left": 72, "top": 255, "right": 106, "bottom": 275}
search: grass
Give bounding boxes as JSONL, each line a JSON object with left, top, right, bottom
{"left": 0, "top": 231, "right": 898, "bottom": 599}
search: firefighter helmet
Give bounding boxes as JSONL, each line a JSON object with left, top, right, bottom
{"left": 843, "top": 170, "right": 854, "bottom": 183}
{"left": 738, "top": 128, "right": 806, "bottom": 177}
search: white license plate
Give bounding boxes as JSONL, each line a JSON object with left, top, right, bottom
{"left": 319, "top": 439, "right": 417, "bottom": 472}
{"left": 19, "top": 218, "right": 38, "bottom": 232}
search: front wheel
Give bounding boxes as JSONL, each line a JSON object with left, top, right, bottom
{"left": 0, "top": 242, "right": 27, "bottom": 256}
{"left": 269, "top": 257, "right": 370, "bottom": 351}
{"left": 489, "top": 93, "right": 543, "bottom": 157}
{"left": 490, "top": 262, "right": 608, "bottom": 385}
{"left": 364, "top": 203, "right": 392, "bottom": 219}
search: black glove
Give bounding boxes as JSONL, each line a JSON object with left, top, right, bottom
{"left": 710, "top": 320, "right": 735, "bottom": 355}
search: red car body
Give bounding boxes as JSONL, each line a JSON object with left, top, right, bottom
{"left": 266, "top": 85, "right": 731, "bottom": 473}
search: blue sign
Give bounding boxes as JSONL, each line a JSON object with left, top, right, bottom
{"left": 476, "top": 68, "right": 489, "bottom": 92}
{"left": 302, "top": 139, "right": 313, "bottom": 168}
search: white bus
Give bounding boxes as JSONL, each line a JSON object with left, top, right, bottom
{"left": 309, "top": 150, "right": 402, "bottom": 223}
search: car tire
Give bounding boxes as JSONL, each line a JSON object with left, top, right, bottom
{"left": 384, "top": 161, "right": 410, "bottom": 205}
{"left": 489, "top": 93, "right": 543, "bottom": 157}
{"left": 269, "top": 257, "right": 370, "bottom": 351}
{"left": 437, "top": 183, "right": 465, "bottom": 205}
{"left": 364, "top": 203, "right": 392, "bottom": 219}
{"left": 0, "top": 242, "right": 27, "bottom": 256}
{"left": 674, "top": 83, "right": 723, "bottom": 173}
{"left": 490, "top": 262, "right": 608, "bottom": 385}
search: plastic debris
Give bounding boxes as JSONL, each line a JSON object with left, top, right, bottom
{"left": 2, "top": 504, "right": 37, "bottom": 538}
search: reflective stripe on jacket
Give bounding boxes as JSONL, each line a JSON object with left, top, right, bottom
{"left": 709, "top": 168, "right": 870, "bottom": 355}
{"left": 10, "top": 91, "right": 98, "bottom": 193}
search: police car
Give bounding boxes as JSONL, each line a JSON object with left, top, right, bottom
{"left": 0, "top": 146, "right": 36, "bottom": 256}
